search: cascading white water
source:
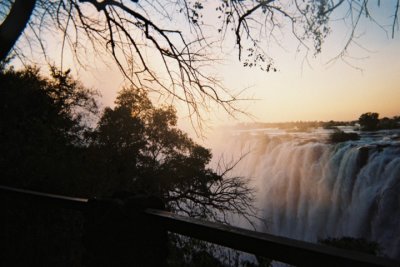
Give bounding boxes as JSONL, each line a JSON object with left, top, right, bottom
{"left": 211, "top": 128, "right": 400, "bottom": 260}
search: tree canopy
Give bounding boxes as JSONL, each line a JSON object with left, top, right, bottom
{"left": 1, "top": 0, "right": 399, "bottom": 126}
{"left": 0, "top": 65, "right": 254, "bottom": 221}
{"left": 359, "top": 112, "right": 380, "bottom": 131}
{"left": 89, "top": 85, "right": 255, "bottom": 220}
{"left": 0, "top": 65, "right": 98, "bottom": 191}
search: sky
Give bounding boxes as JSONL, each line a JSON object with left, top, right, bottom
{"left": 216, "top": 36, "right": 400, "bottom": 123}
{"left": 12, "top": 1, "right": 400, "bottom": 135}
{"left": 80, "top": 32, "right": 400, "bottom": 123}
{"left": 74, "top": 2, "right": 400, "bottom": 132}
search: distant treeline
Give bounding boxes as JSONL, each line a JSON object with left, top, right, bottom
{"left": 234, "top": 114, "right": 400, "bottom": 132}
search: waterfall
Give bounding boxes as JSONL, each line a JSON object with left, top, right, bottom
{"left": 211, "top": 129, "right": 400, "bottom": 259}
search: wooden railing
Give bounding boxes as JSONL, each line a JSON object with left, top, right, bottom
{"left": 0, "top": 184, "right": 398, "bottom": 267}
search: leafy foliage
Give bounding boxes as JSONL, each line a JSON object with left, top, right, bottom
{"left": 1, "top": 65, "right": 254, "bottom": 220}
{"left": 359, "top": 112, "right": 380, "bottom": 131}
{"left": 329, "top": 129, "right": 360, "bottom": 143}
{"left": 1, "top": 65, "right": 256, "bottom": 265}
{"left": 90, "top": 86, "right": 255, "bottom": 221}
{"left": 358, "top": 112, "right": 400, "bottom": 131}
{"left": 0, "top": 66, "right": 98, "bottom": 192}
{"left": 319, "top": 237, "right": 382, "bottom": 256}
{"left": 379, "top": 116, "right": 400, "bottom": 130}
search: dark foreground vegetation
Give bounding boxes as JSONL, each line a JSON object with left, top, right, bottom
{"left": 319, "top": 237, "right": 381, "bottom": 256}
{"left": 0, "top": 65, "right": 253, "bottom": 216}
{"left": 0, "top": 65, "right": 255, "bottom": 266}
{"left": 329, "top": 130, "right": 360, "bottom": 143}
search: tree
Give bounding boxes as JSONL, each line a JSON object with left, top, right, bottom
{"left": 0, "top": 67, "right": 255, "bottom": 265}
{"left": 90, "top": 86, "right": 255, "bottom": 221}
{"left": 0, "top": 0, "right": 36, "bottom": 60}
{"left": 1, "top": 0, "right": 399, "bottom": 127}
{"left": 0, "top": 66, "right": 101, "bottom": 198}
{"left": 0, "top": 63, "right": 254, "bottom": 220}
{"left": 359, "top": 112, "right": 379, "bottom": 131}
{"left": 378, "top": 116, "right": 400, "bottom": 130}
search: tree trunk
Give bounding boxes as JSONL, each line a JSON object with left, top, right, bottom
{"left": 0, "top": 0, "right": 36, "bottom": 62}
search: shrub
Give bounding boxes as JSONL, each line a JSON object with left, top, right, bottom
{"left": 329, "top": 130, "right": 360, "bottom": 143}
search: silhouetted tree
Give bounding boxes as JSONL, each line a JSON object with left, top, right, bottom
{"left": 0, "top": 65, "right": 98, "bottom": 192}
{"left": 378, "top": 116, "right": 400, "bottom": 130}
{"left": 1, "top": 65, "right": 256, "bottom": 265}
{"left": 0, "top": 66, "right": 99, "bottom": 266}
{"left": 359, "top": 112, "right": 380, "bottom": 131}
{"left": 1, "top": 64, "right": 254, "bottom": 220}
{"left": 1, "top": 1, "right": 399, "bottom": 126}
{"left": 90, "top": 86, "right": 255, "bottom": 221}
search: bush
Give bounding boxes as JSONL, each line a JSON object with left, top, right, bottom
{"left": 319, "top": 237, "right": 381, "bottom": 256}
{"left": 329, "top": 130, "right": 360, "bottom": 143}
{"left": 359, "top": 112, "right": 379, "bottom": 131}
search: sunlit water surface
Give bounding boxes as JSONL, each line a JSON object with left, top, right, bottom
{"left": 210, "top": 127, "right": 400, "bottom": 260}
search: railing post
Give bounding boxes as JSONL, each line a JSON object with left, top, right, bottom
{"left": 83, "top": 194, "right": 168, "bottom": 267}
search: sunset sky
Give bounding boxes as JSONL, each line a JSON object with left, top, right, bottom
{"left": 75, "top": 3, "right": 400, "bottom": 131}
{"left": 216, "top": 35, "right": 400, "bottom": 123}
{"left": 14, "top": 1, "right": 400, "bottom": 135}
